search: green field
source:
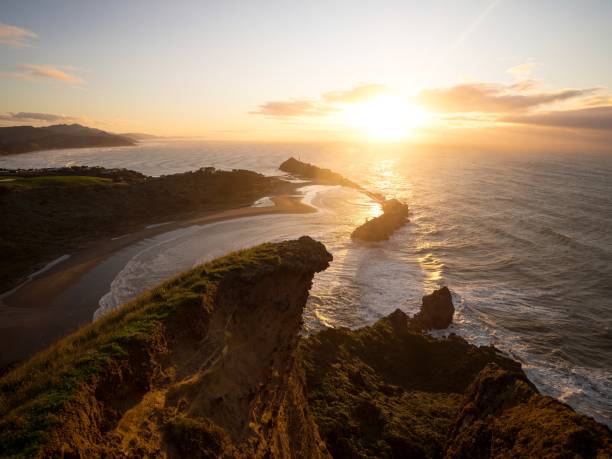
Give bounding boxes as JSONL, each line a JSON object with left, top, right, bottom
{"left": 0, "top": 175, "right": 112, "bottom": 188}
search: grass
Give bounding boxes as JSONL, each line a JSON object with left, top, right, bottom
{"left": 0, "top": 175, "right": 112, "bottom": 188}
{"left": 0, "top": 240, "right": 293, "bottom": 457}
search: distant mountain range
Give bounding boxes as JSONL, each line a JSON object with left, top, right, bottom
{"left": 0, "top": 124, "right": 136, "bottom": 156}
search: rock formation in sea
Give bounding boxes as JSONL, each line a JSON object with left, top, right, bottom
{"left": 0, "top": 239, "right": 610, "bottom": 457}
{"left": 351, "top": 198, "right": 409, "bottom": 241}
{"left": 279, "top": 157, "right": 384, "bottom": 202}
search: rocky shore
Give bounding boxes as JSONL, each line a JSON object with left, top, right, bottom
{"left": 1, "top": 238, "right": 609, "bottom": 457}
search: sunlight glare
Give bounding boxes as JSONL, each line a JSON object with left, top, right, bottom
{"left": 343, "top": 94, "right": 429, "bottom": 141}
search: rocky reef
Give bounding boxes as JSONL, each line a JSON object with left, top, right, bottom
{"left": 0, "top": 240, "right": 610, "bottom": 458}
{"left": 351, "top": 198, "right": 409, "bottom": 241}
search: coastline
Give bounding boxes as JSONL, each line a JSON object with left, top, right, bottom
{"left": 0, "top": 194, "right": 316, "bottom": 368}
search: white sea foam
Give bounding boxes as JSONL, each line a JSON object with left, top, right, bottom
{"left": 251, "top": 196, "right": 274, "bottom": 207}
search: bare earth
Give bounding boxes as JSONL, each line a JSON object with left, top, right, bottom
{"left": 0, "top": 195, "right": 315, "bottom": 368}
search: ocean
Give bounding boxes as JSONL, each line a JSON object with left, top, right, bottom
{"left": 1, "top": 139, "right": 611, "bottom": 426}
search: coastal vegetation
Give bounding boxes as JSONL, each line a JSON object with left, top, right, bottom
{"left": 0, "top": 166, "right": 292, "bottom": 292}
{"left": 0, "top": 237, "right": 333, "bottom": 457}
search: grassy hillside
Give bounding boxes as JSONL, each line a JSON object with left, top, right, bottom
{"left": 0, "top": 237, "right": 332, "bottom": 457}
{"left": 0, "top": 166, "right": 289, "bottom": 292}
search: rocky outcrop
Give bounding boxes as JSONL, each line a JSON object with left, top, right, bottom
{"left": 411, "top": 286, "right": 455, "bottom": 330}
{"left": 447, "top": 363, "right": 612, "bottom": 457}
{"left": 351, "top": 198, "right": 409, "bottom": 241}
{"left": 0, "top": 237, "right": 332, "bottom": 458}
{"left": 279, "top": 157, "right": 384, "bottom": 202}
{"left": 301, "top": 304, "right": 612, "bottom": 458}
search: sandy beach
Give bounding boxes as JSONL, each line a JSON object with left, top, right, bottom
{"left": 0, "top": 195, "right": 316, "bottom": 368}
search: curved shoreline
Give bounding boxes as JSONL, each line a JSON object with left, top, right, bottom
{"left": 0, "top": 195, "right": 316, "bottom": 368}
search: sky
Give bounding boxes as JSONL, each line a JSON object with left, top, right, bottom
{"left": 1, "top": 0, "right": 611, "bottom": 152}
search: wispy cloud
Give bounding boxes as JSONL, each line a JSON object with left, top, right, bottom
{"left": 503, "top": 106, "right": 612, "bottom": 131}
{"left": 0, "top": 22, "right": 37, "bottom": 48}
{"left": 252, "top": 83, "right": 389, "bottom": 118}
{"left": 250, "top": 99, "right": 336, "bottom": 118}
{"left": 0, "top": 64, "right": 85, "bottom": 85}
{"left": 322, "top": 84, "right": 388, "bottom": 103}
{"left": 507, "top": 61, "right": 538, "bottom": 79}
{"left": 0, "top": 112, "right": 80, "bottom": 124}
{"left": 416, "top": 82, "right": 595, "bottom": 113}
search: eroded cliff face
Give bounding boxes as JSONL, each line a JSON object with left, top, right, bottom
{"left": 0, "top": 236, "right": 332, "bottom": 458}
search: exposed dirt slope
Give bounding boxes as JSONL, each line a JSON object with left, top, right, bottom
{"left": 0, "top": 236, "right": 332, "bottom": 458}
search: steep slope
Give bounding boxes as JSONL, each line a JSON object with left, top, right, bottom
{"left": 0, "top": 237, "right": 332, "bottom": 458}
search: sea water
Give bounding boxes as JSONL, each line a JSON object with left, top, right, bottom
{"left": 2, "top": 139, "right": 611, "bottom": 426}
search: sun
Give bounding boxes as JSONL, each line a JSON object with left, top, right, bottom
{"left": 342, "top": 94, "right": 429, "bottom": 141}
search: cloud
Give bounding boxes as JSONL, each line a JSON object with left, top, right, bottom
{"left": 416, "top": 82, "right": 594, "bottom": 113}
{"left": 0, "top": 64, "right": 85, "bottom": 85}
{"left": 507, "top": 62, "right": 537, "bottom": 79}
{"left": 323, "top": 84, "right": 389, "bottom": 103}
{"left": 0, "top": 22, "right": 37, "bottom": 48}
{"left": 252, "top": 83, "right": 390, "bottom": 118}
{"left": 503, "top": 106, "right": 612, "bottom": 131}
{"left": 0, "top": 112, "right": 80, "bottom": 124}
{"left": 250, "top": 99, "right": 336, "bottom": 118}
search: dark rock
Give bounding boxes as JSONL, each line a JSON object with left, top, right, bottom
{"left": 279, "top": 157, "right": 384, "bottom": 202}
{"left": 411, "top": 286, "right": 455, "bottom": 330}
{"left": 351, "top": 199, "right": 409, "bottom": 241}
{"left": 446, "top": 363, "right": 612, "bottom": 458}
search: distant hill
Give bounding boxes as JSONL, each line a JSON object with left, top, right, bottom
{"left": 0, "top": 124, "right": 136, "bottom": 156}
{"left": 118, "top": 132, "right": 159, "bottom": 141}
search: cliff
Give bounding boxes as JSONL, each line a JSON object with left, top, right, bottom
{"left": 0, "top": 237, "right": 333, "bottom": 458}
{"left": 351, "top": 198, "right": 409, "bottom": 241}
{"left": 0, "top": 124, "right": 135, "bottom": 156}
{"left": 1, "top": 241, "right": 609, "bottom": 458}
